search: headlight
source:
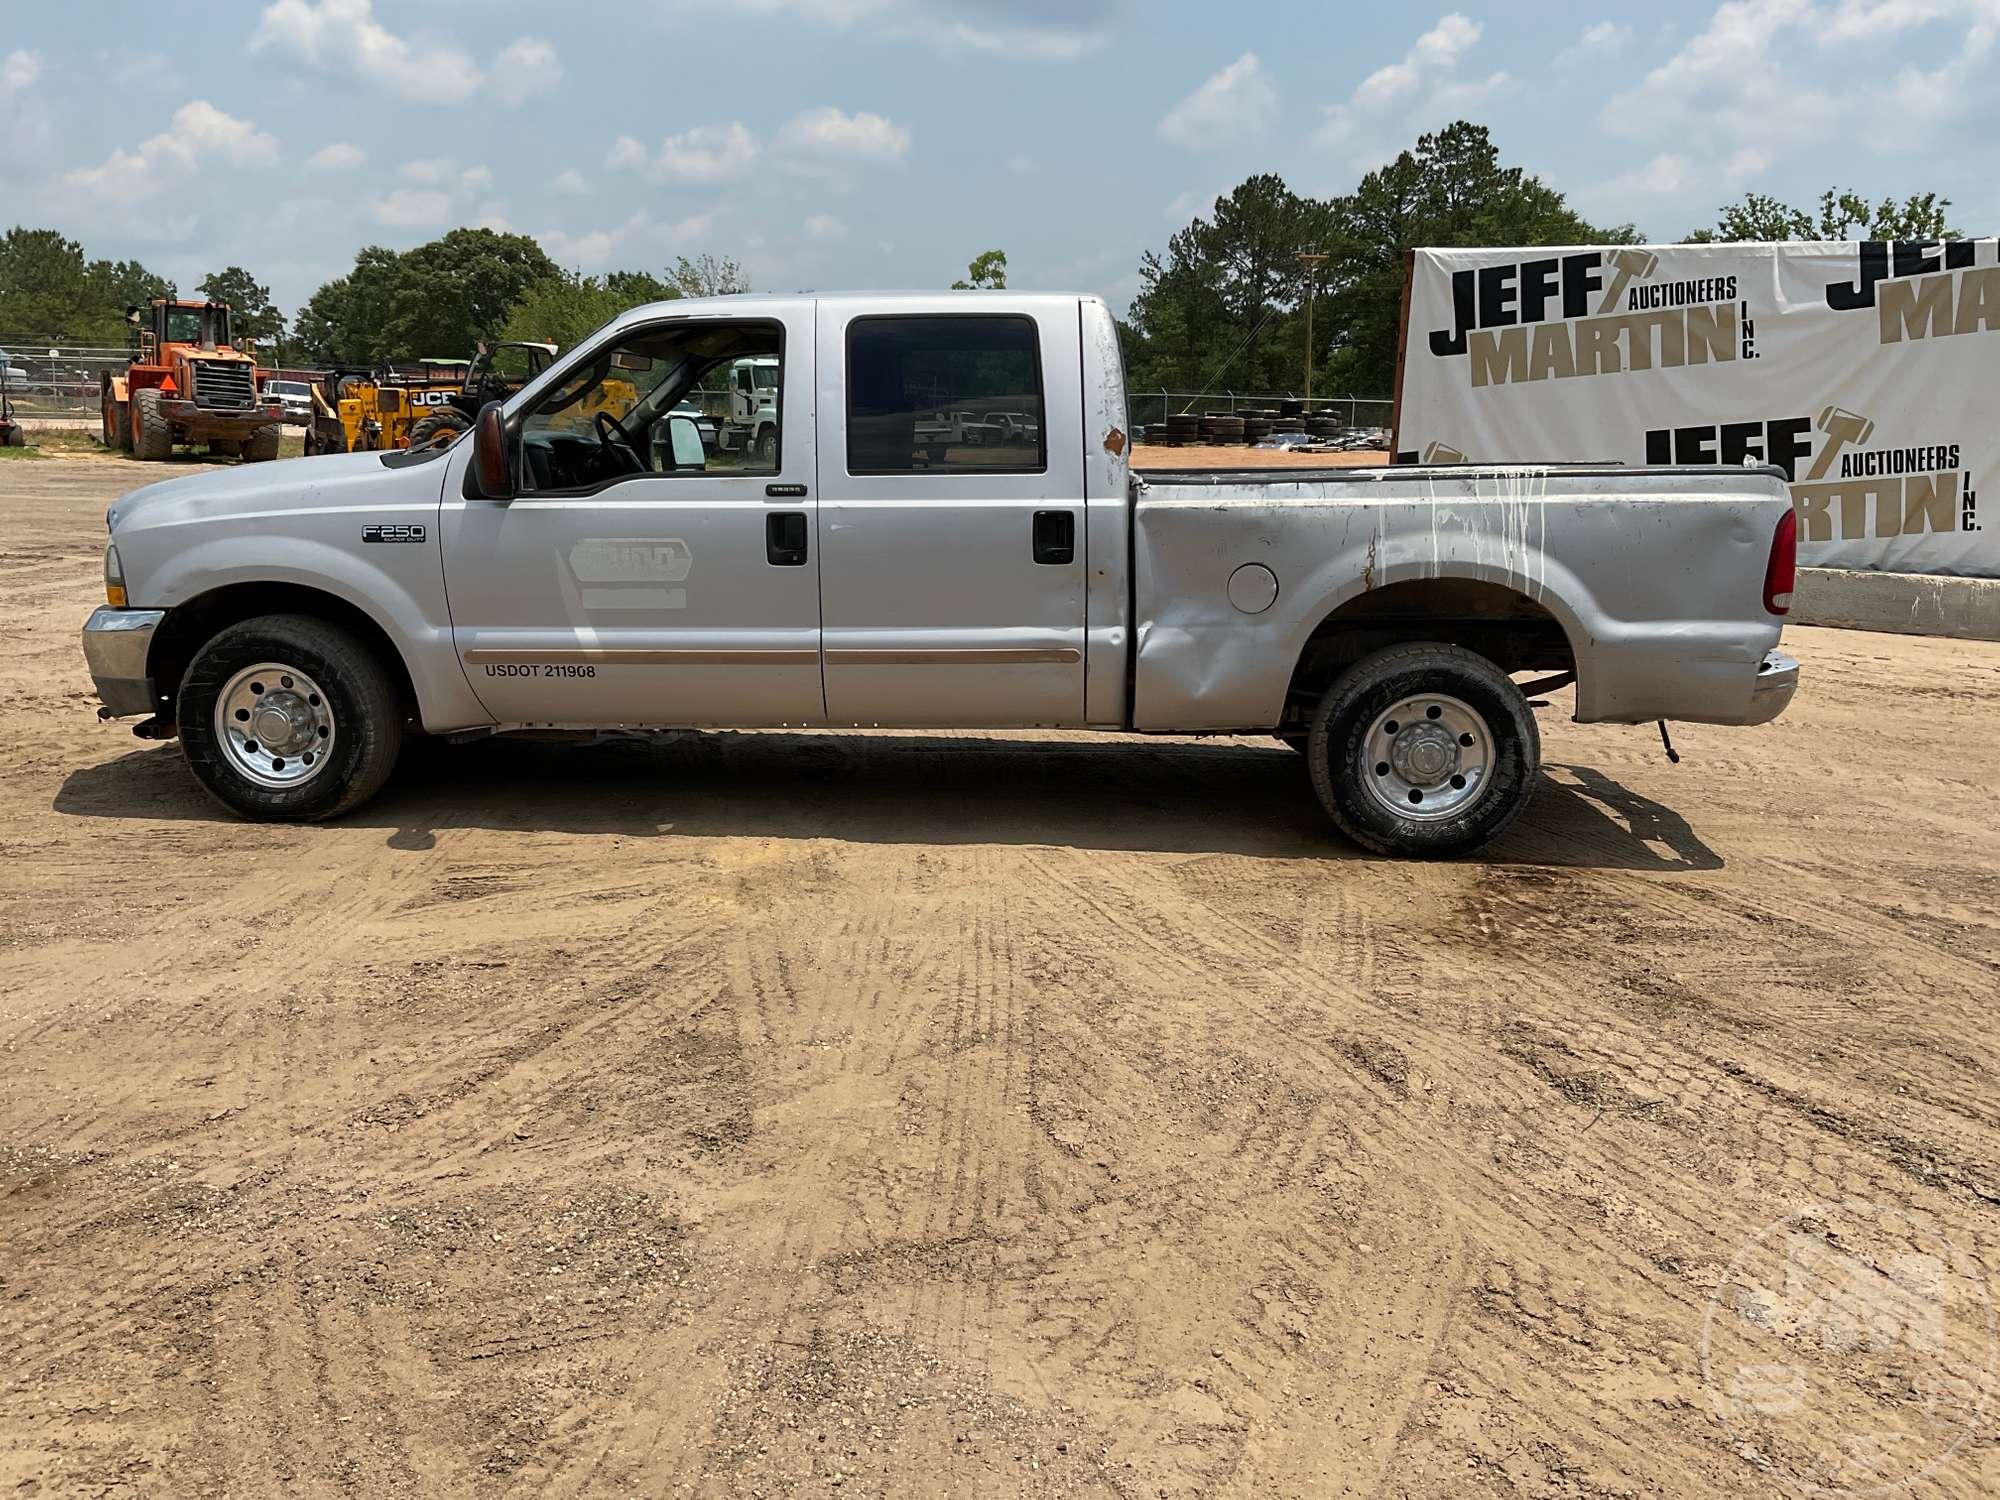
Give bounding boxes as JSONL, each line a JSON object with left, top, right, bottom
{"left": 104, "top": 543, "right": 127, "bottom": 608}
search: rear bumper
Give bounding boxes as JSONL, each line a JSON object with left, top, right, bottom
{"left": 82, "top": 606, "right": 165, "bottom": 716}
{"left": 1741, "top": 649, "right": 1799, "bottom": 726}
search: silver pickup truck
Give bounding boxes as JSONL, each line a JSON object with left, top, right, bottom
{"left": 82, "top": 292, "right": 1798, "bottom": 856}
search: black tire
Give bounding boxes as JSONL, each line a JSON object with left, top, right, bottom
{"left": 240, "top": 424, "right": 282, "bottom": 463}
{"left": 132, "top": 388, "right": 172, "bottom": 460}
{"left": 209, "top": 439, "right": 242, "bottom": 458}
{"left": 408, "top": 411, "right": 469, "bottom": 449}
{"left": 1306, "top": 642, "right": 1539, "bottom": 858}
{"left": 754, "top": 426, "right": 779, "bottom": 466}
{"left": 177, "top": 615, "right": 403, "bottom": 821}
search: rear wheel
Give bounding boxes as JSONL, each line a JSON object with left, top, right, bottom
{"left": 240, "top": 424, "right": 282, "bottom": 463}
{"left": 1306, "top": 642, "right": 1539, "bottom": 858}
{"left": 176, "top": 614, "right": 403, "bottom": 821}
{"left": 132, "top": 388, "right": 172, "bottom": 460}
{"left": 753, "top": 426, "right": 778, "bottom": 466}
{"left": 408, "top": 411, "right": 469, "bottom": 449}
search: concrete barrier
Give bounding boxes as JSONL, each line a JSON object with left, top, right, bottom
{"left": 1794, "top": 568, "right": 2000, "bottom": 642}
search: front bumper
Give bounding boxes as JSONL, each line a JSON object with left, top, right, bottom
{"left": 82, "top": 606, "right": 166, "bottom": 716}
{"left": 1742, "top": 649, "right": 1799, "bottom": 726}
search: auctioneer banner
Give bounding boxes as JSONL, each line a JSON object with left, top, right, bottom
{"left": 1393, "top": 240, "right": 1998, "bottom": 576}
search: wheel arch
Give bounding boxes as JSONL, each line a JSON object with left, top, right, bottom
{"left": 148, "top": 582, "right": 419, "bottom": 723}
{"left": 1282, "top": 575, "right": 1580, "bottom": 729}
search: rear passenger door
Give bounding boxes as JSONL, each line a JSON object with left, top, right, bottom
{"left": 814, "top": 303, "right": 1086, "bottom": 726}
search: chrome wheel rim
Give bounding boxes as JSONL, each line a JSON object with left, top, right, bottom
{"left": 214, "top": 661, "right": 336, "bottom": 789}
{"left": 1358, "top": 692, "right": 1495, "bottom": 822}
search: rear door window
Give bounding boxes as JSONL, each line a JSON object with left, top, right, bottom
{"left": 845, "top": 315, "right": 1045, "bottom": 475}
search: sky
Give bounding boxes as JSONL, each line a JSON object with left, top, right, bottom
{"left": 1, "top": 0, "right": 1994, "bottom": 321}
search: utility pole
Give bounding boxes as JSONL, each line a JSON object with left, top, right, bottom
{"left": 1296, "top": 251, "right": 1328, "bottom": 409}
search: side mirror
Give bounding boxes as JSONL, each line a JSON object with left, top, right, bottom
{"left": 665, "top": 413, "right": 706, "bottom": 470}
{"left": 473, "top": 401, "right": 514, "bottom": 499}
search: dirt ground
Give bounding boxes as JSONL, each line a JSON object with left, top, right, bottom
{"left": 4, "top": 450, "right": 1999, "bottom": 1499}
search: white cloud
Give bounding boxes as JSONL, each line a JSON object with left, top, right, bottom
{"left": 1352, "top": 14, "right": 1479, "bottom": 111}
{"left": 778, "top": 106, "right": 911, "bottom": 161}
{"left": 1599, "top": 0, "right": 1833, "bottom": 156}
{"left": 366, "top": 159, "right": 497, "bottom": 230}
{"left": 1818, "top": 0, "right": 1986, "bottom": 42}
{"left": 252, "top": 0, "right": 483, "bottom": 103}
{"left": 606, "top": 135, "right": 649, "bottom": 170}
{"left": 1879, "top": 3, "right": 1999, "bottom": 125}
{"left": 2, "top": 48, "right": 41, "bottom": 91}
{"left": 539, "top": 209, "right": 718, "bottom": 270}
{"left": 552, "top": 168, "right": 590, "bottom": 195}
{"left": 1004, "top": 152, "right": 1038, "bottom": 176}
{"left": 0, "top": 48, "right": 51, "bottom": 166}
{"left": 306, "top": 140, "right": 365, "bottom": 171}
{"left": 1163, "top": 186, "right": 1223, "bottom": 223}
{"left": 657, "top": 122, "right": 761, "bottom": 182}
{"left": 1557, "top": 19, "right": 1631, "bottom": 65}
{"left": 370, "top": 187, "right": 453, "bottom": 230}
{"left": 604, "top": 123, "right": 765, "bottom": 183}
{"left": 493, "top": 36, "right": 561, "bottom": 102}
{"left": 1580, "top": 19, "right": 1630, "bottom": 51}
{"left": 1316, "top": 15, "right": 1508, "bottom": 151}
{"left": 804, "top": 213, "right": 847, "bottom": 240}
{"left": 738, "top": 0, "right": 892, "bottom": 20}
{"left": 1158, "top": 53, "right": 1277, "bottom": 148}
{"left": 68, "top": 100, "right": 279, "bottom": 199}
{"left": 735, "top": 0, "right": 1106, "bottom": 58}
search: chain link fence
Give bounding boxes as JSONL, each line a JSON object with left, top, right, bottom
{"left": 1, "top": 336, "right": 1396, "bottom": 440}
{"left": 0, "top": 343, "right": 132, "bottom": 421}
{"left": 1128, "top": 391, "right": 1393, "bottom": 433}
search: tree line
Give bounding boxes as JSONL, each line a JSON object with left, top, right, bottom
{"left": 3, "top": 124, "right": 1957, "bottom": 386}
{"left": 1113, "top": 121, "right": 1961, "bottom": 399}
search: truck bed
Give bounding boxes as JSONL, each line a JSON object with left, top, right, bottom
{"left": 1128, "top": 463, "right": 1794, "bottom": 732}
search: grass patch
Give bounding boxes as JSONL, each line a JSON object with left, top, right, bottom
{"left": 1, "top": 427, "right": 308, "bottom": 464}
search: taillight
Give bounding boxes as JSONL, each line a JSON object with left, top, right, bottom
{"left": 1764, "top": 506, "right": 1797, "bottom": 615}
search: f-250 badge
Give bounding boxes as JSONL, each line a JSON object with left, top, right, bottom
{"left": 361, "top": 524, "right": 426, "bottom": 544}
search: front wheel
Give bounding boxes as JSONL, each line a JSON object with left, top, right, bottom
{"left": 177, "top": 615, "right": 403, "bottom": 821}
{"left": 1306, "top": 642, "right": 1539, "bottom": 858}
{"left": 240, "top": 424, "right": 282, "bottom": 462}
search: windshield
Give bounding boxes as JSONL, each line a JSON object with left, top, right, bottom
{"left": 161, "top": 306, "right": 227, "bottom": 345}
{"left": 268, "top": 381, "right": 307, "bottom": 396}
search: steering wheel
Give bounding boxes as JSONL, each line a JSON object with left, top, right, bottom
{"left": 594, "top": 410, "right": 645, "bottom": 474}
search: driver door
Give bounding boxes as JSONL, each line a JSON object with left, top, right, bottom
{"left": 440, "top": 307, "right": 825, "bottom": 726}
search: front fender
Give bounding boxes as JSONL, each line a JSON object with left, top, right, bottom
{"left": 140, "top": 541, "right": 489, "bottom": 733}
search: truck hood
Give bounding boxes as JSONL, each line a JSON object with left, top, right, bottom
{"left": 107, "top": 449, "right": 441, "bottom": 533}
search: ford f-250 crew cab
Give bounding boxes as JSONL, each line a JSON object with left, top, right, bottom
{"left": 81, "top": 292, "right": 1799, "bottom": 856}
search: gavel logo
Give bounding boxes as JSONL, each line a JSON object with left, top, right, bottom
{"left": 1596, "top": 248, "right": 1660, "bottom": 315}
{"left": 1804, "top": 406, "right": 1876, "bottom": 482}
